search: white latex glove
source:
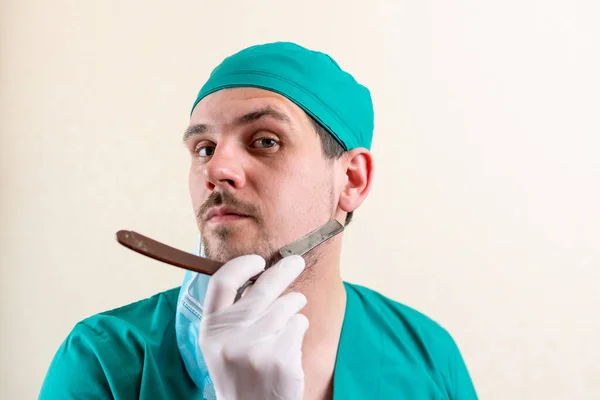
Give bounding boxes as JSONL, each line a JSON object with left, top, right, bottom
{"left": 199, "top": 254, "right": 309, "bottom": 400}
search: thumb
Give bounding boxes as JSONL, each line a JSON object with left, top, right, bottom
{"left": 203, "top": 254, "right": 265, "bottom": 315}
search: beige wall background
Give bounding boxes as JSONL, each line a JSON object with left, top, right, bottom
{"left": 1, "top": 1, "right": 599, "bottom": 399}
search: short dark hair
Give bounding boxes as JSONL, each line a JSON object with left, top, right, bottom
{"left": 309, "top": 117, "right": 354, "bottom": 226}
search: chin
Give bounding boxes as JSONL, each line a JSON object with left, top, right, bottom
{"left": 206, "top": 239, "right": 282, "bottom": 267}
{"left": 203, "top": 230, "right": 265, "bottom": 255}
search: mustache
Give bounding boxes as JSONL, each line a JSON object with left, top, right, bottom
{"left": 196, "top": 191, "right": 262, "bottom": 223}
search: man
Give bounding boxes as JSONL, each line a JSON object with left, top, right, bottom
{"left": 39, "top": 42, "right": 478, "bottom": 399}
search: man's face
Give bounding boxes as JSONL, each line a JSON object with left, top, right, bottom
{"left": 185, "top": 88, "right": 341, "bottom": 265}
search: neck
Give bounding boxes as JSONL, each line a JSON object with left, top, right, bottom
{"left": 287, "top": 237, "right": 347, "bottom": 399}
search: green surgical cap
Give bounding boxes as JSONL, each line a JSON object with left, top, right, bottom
{"left": 190, "top": 42, "right": 374, "bottom": 151}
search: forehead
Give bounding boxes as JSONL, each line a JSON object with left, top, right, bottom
{"left": 190, "top": 87, "right": 309, "bottom": 127}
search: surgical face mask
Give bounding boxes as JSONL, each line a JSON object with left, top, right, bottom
{"left": 175, "top": 236, "right": 216, "bottom": 400}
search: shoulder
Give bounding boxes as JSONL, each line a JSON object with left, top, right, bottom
{"left": 344, "top": 282, "right": 478, "bottom": 398}
{"left": 39, "top": 287, "right": 181, "bottom": 399}
{"left": 81, "top": 286, "right": 180, "bottom": 340}
{"left": 70, "top": 286, "right": 181, "bottom": 376}
{"left": 345, "top": 281, "right": 454, "bottom": 343}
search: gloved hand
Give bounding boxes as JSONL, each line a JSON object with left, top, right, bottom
{"left": 198, "top": 254, "right": 309, "bottom": 400}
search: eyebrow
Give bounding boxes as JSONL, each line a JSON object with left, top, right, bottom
{"left": 182, "top": 123, "right": 211, "bottom": 143}
{"left": 182, "top": 106, "right": 293, "bottom": 143}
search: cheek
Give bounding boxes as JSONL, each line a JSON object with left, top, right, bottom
{"left": 266, "top": 165, "right": 333, "bottom": 220}
{"left": 188, "top": 167, "right": 207, "bottom": 210}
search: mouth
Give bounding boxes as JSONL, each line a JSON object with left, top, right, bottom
{"left": 205, "top": 207, "right": 251, "bottom": 224}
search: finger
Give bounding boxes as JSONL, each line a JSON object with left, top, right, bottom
{"left": 234, "top": 255, "right": 305, "bottom": 313}
{"left": 273, "top": 313, "right": 309, "bottom": 361}
{"left": 203, "top": 254, "right": 265, "bottom": 315}
{"left": 246, "top": 292, "right": 307, "bottom": 338}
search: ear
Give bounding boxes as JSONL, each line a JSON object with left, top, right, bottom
{"left": 338, "top": 148, "right": 374, "bottom": 214}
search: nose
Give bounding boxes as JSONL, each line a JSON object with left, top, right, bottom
{"left": 203, "top": 143, "right": 246, "bottom": 191}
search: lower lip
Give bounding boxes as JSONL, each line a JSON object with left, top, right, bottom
{"left": 208, "top": 214, "right": 249, "bottom": 223}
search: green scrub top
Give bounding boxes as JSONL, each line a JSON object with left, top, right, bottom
{"left": 39, "top": 282, "right": 478, "bottom": 399}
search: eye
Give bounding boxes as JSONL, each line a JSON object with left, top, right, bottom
{"left": 194, "top": 144, "right": 216, "bottom": 157}
{"left": 251, "top": 137, "right": 279, "bottom": 149}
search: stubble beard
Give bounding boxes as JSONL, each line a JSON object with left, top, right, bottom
{"left": 197, "top": 180, "right": 338, "bottom": 286}
{"left": 201, "top": 225, "right": 280, "bottom": 267}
